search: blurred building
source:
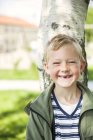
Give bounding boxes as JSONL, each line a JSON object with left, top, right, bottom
{"left": 0, "top": 15, "right": 38, "bottom": 69}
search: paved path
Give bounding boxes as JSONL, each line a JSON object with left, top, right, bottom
{"left": 0, "top": 80, "right": 40, "bottom": 91}
{"left": 0, "top": 80, "right": 92, "bottom": 91}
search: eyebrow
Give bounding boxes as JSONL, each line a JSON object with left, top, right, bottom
{"left": 53, "top": 58, "right": 79, "bottom": 60}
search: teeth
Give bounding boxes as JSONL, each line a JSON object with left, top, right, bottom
{"left": 63, "top": 76, "right": 67, "bottom": 78}
{"left": 63, "top": 75, "right": 71, "bottom": 78}
{"left": 58, "top": 75, "right": 72, "bottom": 78}
{"left": 65, "top": 76, "right": 68, "bottom": 78}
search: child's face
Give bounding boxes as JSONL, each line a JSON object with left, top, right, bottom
{"left": 44, "top": 44, "right": 85, "bottom": 88}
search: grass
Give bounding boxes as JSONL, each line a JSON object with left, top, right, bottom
{"left": 88, "top": 66, "right": 93, "bottom": 81}
{"left": 0, "top": 90, "right": 40, "bottom": 140}
{"left": 0, "top": 63, "right": 39, "bottom": 80}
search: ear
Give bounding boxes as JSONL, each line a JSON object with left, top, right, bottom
{"left": 80, "top": 61, "right": 86, "bottom": 73}
{"left": 43, "top": 62, "right": 50, "bottom": 75}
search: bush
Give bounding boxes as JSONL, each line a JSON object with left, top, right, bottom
{"left": 0, "top": 90, "right": 40, "bottom": 140}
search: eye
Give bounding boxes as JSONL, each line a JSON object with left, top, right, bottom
{"left": 67, "top": 60, "right": 77, "bottom": 64}
{"left": 53, "top": 62, "right": 60, "bottom": 65}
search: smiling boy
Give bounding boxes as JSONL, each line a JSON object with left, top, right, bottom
{"left": 25, "top": 34, "right": 93, "bottom": 140}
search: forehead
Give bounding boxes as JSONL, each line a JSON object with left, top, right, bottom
{"left": 48, "top": 44, "right": 79, "bottom": 59}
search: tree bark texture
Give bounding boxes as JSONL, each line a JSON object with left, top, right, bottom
{"left": 37, "top": 0, "right": 90, "bottom": 91}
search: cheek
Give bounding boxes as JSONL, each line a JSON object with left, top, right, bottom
{"left": 49, "top": 68, "right": 59, "bottom": 78}
{"left": 50, "top": 70, "right": 57, "bottom": 76}
{"left": 73, "top": 66, "right": 80, "bottom": 75}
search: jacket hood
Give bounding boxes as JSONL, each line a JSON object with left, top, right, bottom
{"left": 24, "top": 82, "right": 93, "bottom": 124}
{"left": 78, "top": 82, "right": 93, "bottom": 115}
{"left": 24, "top": 82, "right": 54, "bottom": 125}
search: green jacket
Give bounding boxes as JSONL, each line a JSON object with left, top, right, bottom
{"left": 25, "top": 82, "right": 93, "bottom": 140}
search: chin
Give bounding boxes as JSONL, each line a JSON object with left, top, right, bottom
{"left": 57, "top": 83, "right": 72, "bottom": 88}
{"left": 56, "top": 80, "right": 76, "bottom": 88}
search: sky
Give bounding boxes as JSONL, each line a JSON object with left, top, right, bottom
{"left": 0, "top": 0, "right": 92, "bottom": 26}
{"left": 0, "top": 0, "right": 42, "bottom": 26}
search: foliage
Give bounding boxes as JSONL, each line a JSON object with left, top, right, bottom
{"left": 86, "top": 8, "right": 93, "bottom": 24}
{"left": 85, "top": 8, "right": 93, "bottom": 41}
{"left": 0, "top": 90, "right": 40, "bottom": 140}
{"left": 85, "top": 28, "right": 93, "bottom": 42}
{"left": 88, "top": 66, "right": 93, "bottom": 81}
{"left": 0, "top": 63, "right": 39, "bottom": 80}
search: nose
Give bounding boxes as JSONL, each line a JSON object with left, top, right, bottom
{"left": 60, "top": 61, "right": 69, "bottom": 72}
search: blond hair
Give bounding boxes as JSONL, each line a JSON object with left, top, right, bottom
{"left": 43, "top": 34, "right": 85, "bottom": 62}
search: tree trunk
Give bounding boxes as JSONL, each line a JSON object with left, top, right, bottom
{"left": 37, "top": 0, "right": 90, "bottom": 91}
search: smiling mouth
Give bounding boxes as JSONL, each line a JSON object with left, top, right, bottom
{"left": 59, "top": 75, "right": 72, "bottom": 79}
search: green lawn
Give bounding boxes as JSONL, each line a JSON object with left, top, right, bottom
{"left": 0, "top": 63, "right": 39, "bottom": 80}
{"left": 0, "top": 90, "right": 40, "bottom": 140}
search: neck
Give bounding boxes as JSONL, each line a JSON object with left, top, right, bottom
{"left": 54, "top": 84, "right": 81, "bottom": 105}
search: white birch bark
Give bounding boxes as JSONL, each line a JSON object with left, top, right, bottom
{"left": 37, "top": 0, "right": 90, "bottom": 91}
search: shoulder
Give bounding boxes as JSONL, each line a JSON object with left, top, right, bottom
{"left": 24, "top": 82, "right": 55, "bottom": 115}
{"left": 77, "top": 81, "right": 93, "bottom": 102}
{"left": 77, "top": 81, "right": 92, "bottom": 94}
{"left": 24, "top": 90, "right": 46, "bottom": 115}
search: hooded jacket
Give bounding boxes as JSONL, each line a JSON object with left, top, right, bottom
{"left": 25, "top": 82, "right": 93, "bottom": 140}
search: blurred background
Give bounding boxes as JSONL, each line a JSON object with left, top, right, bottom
{"left": 0, "top": 0, "right": 93, "bottom": 140}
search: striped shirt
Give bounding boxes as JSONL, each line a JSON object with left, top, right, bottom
{"left": 51, "top": 92, "right": 83, "bottom": 140}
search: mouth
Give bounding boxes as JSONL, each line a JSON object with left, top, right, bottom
{"left": 59, "top": 75, "right": 72, "bottom": 79}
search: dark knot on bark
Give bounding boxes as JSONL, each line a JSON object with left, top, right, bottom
{"left": 51, "top": 22, "right": 59, "bottom": 30}
{"left": 63, "top": 25, "right": 71, "bottom": 29}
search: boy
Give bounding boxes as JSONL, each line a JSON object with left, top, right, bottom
{"left": 25, "top": 34, "right": 93, "bottom": 140}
